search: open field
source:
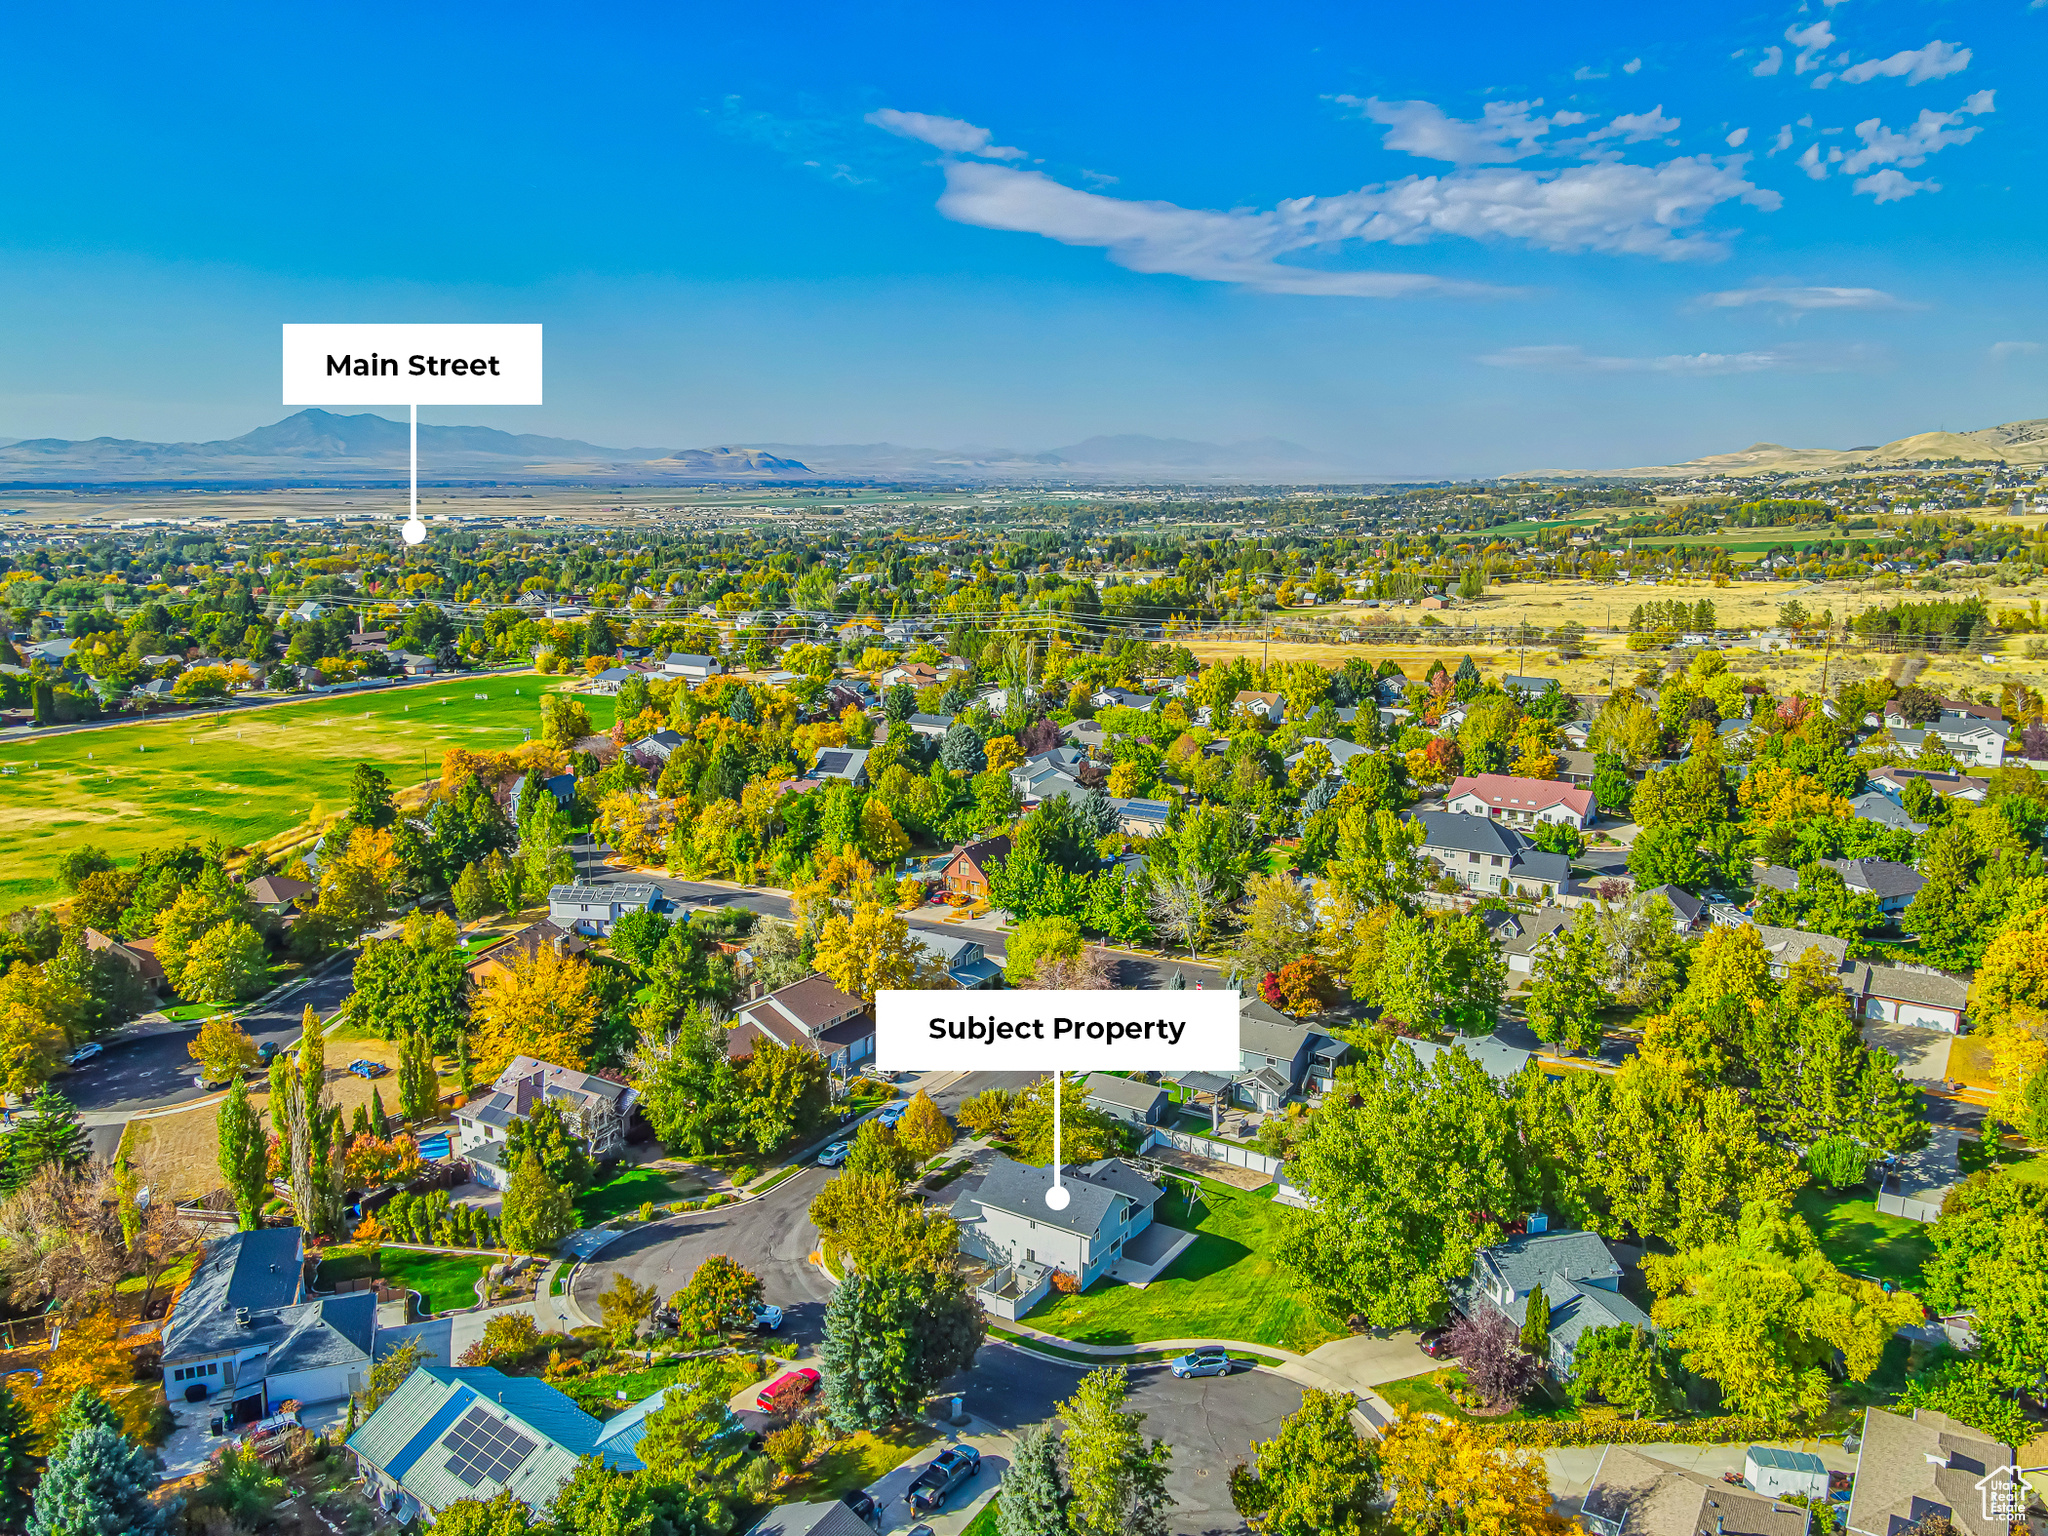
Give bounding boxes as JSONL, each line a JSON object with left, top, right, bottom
{"left": 0, "top": 672, "right": 615, "bottom": 904}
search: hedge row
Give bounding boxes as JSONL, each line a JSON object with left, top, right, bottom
{"left": 1460, "top": 1414, "right": 1813, "bottom": 1449}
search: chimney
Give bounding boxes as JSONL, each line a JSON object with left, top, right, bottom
{"left": 236, "top": 1307, "right": 251, "bottom": 1326}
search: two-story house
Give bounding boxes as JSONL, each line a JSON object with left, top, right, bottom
{"left": 1412, "top": 810, "right": 1571, "bottom": 902}
{"left": 1884, "top": 712, "right": 2010, "bottom": 768}
{"left": 727, "top": 974, "right": 874, "bottom": 1074}
{"left": 546, "top": 881, "right": 661, "bottom": 937}
{"left": 938, "top": 835, "right": 1011, "bottom": 903}
{"left": 1452, "top": 1228, "right": 1654, "bottom": 1382}
{"left": 951, "top": 1156, "right": 1167, "bottom": 1318}
{"left": 1444, "top": 773, "right": 1598, "bottom": 830}
{"left": 1754, "top": 857, "right": 1924, "bottom": 921}
{"left": 454, "top": 1056, "right": 638, "bottom": 1188}
{"left": 909, "top": 929, "right": 1002, "bottom": 989}
{"left": 1234, "top": 998, "right": 1350, "bottom": 1112}
{"left": 161, "top": 1226, "right": 377, "bottom": 1421}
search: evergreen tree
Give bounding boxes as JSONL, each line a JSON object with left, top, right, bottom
{"left": 455, "top": 1034, "right": 474, "bottom": 1098}
{"left": 821, "top": 1267, "right": 986, "bottom": 1430}
{"left": 30, "top": 1390, "right": 167, "bottom": 1536}
{"left": 351, "top": 1102, "right": 372, "bottom": 1140}
{"left": 499, "top": 1148, "right": 576, "bottom": 1254}
{"left": 396, "top": 1031, "right": 439, "bottom": 1124}
{"left": 345, "top": 762, "right": 398, "bottom": 832}
{"left": 20, "top": 1088, "right": 90, "bottom": 1172}
{"left": 1521, "top": 1284, "right": 1551, "bottom": 1358}
{"left": 216, "top": 1075, "right": 270, "bottom": 1231}
{"left": 997, "top": 1424, "right": 1070, "bottom": 1536}
{"left": 0, "top": 1379, "right": 35, "bottom": 1535}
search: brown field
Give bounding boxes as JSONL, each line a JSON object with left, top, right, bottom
{"left": 124, "top": 1017, "right": 466, "bottom": 1202}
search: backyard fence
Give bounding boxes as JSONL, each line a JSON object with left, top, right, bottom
{"left": 1140, "top": 1125, "right": 1285, "bottom": 1178}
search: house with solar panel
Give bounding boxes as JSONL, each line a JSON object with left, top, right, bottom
{"left": 453, "top": 1055, "right": 638, "bottom": 1191}
{"left": 346, "top": 1365, "right": 728, "bottom": 1522}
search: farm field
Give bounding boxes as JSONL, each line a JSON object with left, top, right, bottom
{"left": 0, "top": 673, "right": 612, "bottom": 904}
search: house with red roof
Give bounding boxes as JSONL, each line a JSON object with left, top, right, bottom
{"left": 1445, "top": 773, "right": 1598, "bottom": 830}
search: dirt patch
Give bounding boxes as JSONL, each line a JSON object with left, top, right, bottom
{"left": 1141, "top": 1144, "right": 1270, "bottom": 1190}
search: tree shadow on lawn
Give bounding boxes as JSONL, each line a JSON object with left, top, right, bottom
{"left": 1155, "top": 1231, "right": 1253, "bottom": 1284}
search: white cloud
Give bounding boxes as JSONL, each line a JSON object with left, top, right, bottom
{"left": 1990, "top": 341, "right": 2042, "bottom": 360}
{"left": 1796, "top": 143, "right": 1828, "bottom": 179}
{"left": 1574, "top": 65, "right": 1608, "bottom": 81}
{"left": 1623, "top": 57, "right": 1643, "bottom": 74}
{"left": 1336, "top": 96, "right": 1583, "bottom": 164}
{"left": 1842, "top": 93, "right": 1994, "bottom": 174}
{"left": 1754, "top": 45, "right": 1784, "bottom": 76}
{"left": 1726, "top": 127, "right": 1750, "bottom": 148}
{"left": 922, "top": 148, "right": 1780, "bottom": 298}
{"left": 1854, "top": 168, "right": 1939, "bottom": 202}
{"left": 1576, "top": 106, "right": 1681, "bottom": 145}
{"left": 1698, "top": 284, "right": 1903, "bottom": 310}
{"left": 1479, "top": 345, "right": 1783, "bottom": 374}
{"left": 864, "top": 108, "right": 1024, "bottom": 160}
{"left": 1769, "top": 124, "right": 1794, "bottom": 154}
{"left": 1788, "top": 21, "right": 1836, "bottom": 74}
{"left": 1840, "top": 40, "right": 1970, "bottom": 86}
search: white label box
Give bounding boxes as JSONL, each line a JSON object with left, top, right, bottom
{"left": 873, "top": 989, "right": 1243, "bottom": 1075}
{"left": 283, "top": 324, "right": 542, "bottom": 405}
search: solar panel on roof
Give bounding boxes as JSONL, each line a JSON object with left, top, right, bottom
{"left": 440, "top": 1405, "right": 537, "bottom": 1488}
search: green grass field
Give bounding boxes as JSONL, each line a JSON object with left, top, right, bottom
{"left": 1792, "top": 1187, "right": 1937, "bottom": 1290}
{"left": 576, "top": 1167, "right": 699, "bottom": 1225}
{"left": 0, "top": 673, "right": 612, "bottom": 904}
{"left": 315, "top": 1246, "right": 495, "bottom": 1314}
{"left": 1021, "top": 1178, "right": 1346, "bottom": 1353}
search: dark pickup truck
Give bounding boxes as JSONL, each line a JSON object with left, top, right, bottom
{"left": 906, "top": 1446, "right": 982, "bottom": 1514}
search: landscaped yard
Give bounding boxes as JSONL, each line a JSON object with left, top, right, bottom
{"left": 576, "top": 1167, "right": 699, "bottom": 1225}
{"left": 1377, "top": 1366, "right": 1579, "bottom": 1426}
{"left": 316, "top": 1245, "right": 495, "bottom": 1314}
{"left": 771, "top": 1423, "right": 938, "bottom": 1507}
{"left": 1792, "top": 1186, "right": 1936, "bottom": 1290}
{"left": 1020, "top": 1177, "right": 1346, "bottom": 1354}
{"left": 558, "top": 1354, "right": 758, "bottom": 1418}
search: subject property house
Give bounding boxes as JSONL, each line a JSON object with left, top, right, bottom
{"left": 454, "top": 1056, "right": 638, "bottom": 1187}
{"left": 161, "top": 1226, "right": 377, "bottom": 1421}
{"left": 953, "top": 1156, "right": 1184, "bottom": 1318}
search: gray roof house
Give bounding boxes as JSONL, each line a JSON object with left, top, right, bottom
{"left": 1482, "top": 906, "right": 1575, "bottom": 977}
{"left": 951, "top": 1156, "right": 1179, "bottom": 1318}
{"left": 346, "top": 1365, "right": 704, "bottom": 1523}
{"left": 454, "top": 1055, "right": 638, "bottom": 1184}
{"left": 660, "top": 652, "right": 722, "bottom": 680}
{"left": 1281, "top": 737, "right": 1374, "bottom": 777}
{"left": 1756, "top": 858, "right": 1924, "bottom": 918}
{"left": 1398, "top": 1033, "right": 1535, "bottom": 1084}
{"left": 1844, "top": 1405, "right": 2032, "bottom": 1536}
{"left": 908, "top": 928, "right": 1002, "bottom": 989}
{"left": 1411, "top": 809, "right": 1571, "bottom": 902}
{"left": 1082, "top": 1073, "right": 1171, "bottom": 1128}
{"left": 1885, "top": 714, "right": 2009, "bottom": 769}
{"left": 1846, "top": 961, "right": 1970, "bottom": 1033}
{"left": 547, "top": 880, "right": 660, "bottom": 937}
{"left": 1454, "top": 1228, "right": 1654, "bottom": 1381}
{"left": 1234, "top": 998, "right": 1350, "bottom": 1112}
{"left": 741, "top": 1503, "right": 877, "bottom": 1536}
{"left": 629, "top": 729, "right": 687, "bottom": 765}
{"left": 1580, "top": 1446, "right": 1811, "bottom": 1536}
{"left": 161, "top": 1226, "right": 376, "bottom": 1417}
{"left": 1751, "top": 923, "right": 1850, "bottom": 976}
{"left": 1849, "top": 791, "right": 1927, "bottom": 834}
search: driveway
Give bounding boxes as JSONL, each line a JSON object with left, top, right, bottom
{"left": 1303, "top": 1330, "right": 1436, "bottom": 1390}
{"left": 1864, "top": 1021, "right": 1954, "bottom": 1089}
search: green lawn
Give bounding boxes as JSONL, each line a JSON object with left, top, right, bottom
{"left": 0, "top": 672, "right": 601, "bottom": 904}
{"left": 774, "top": 1423, "right": 938, "bottom": 1506}
{"left": 559, "top": 1355, "right": 757, "bottom": 1418}
{"left": 960, "top": 1500, "right": 1002, "bottom": 1536}
{"left": 315, "top": 1246, "right": 494, "bottom": 1314}
{"left": 576, "top": 1168, "right": 693, "bottom": 1226}
{"left": 1377, "top": 1367, "right": 1580, "bottom": 1425}
{"left": 1020, "top": 1178, "right": 1346, "bottom": 1353}
{"left": 986, "top": 1325, "right": 1280, "bottom": 1368}
{"left": 1792, "top": 1187, "right": 1936, "bottom": 1290}
{"left": 1959, "top": 1138, "right": 2048, "bottom": 1185}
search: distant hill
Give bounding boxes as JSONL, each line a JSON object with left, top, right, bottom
{"left": 0, "top": 410, "right": 812, "bottom": 483}
{"left": 738, "top": 433, "right": 1356, "bottom": 480}
{"left": 1524, "top": 416, "right": 2048, "bottom": 480}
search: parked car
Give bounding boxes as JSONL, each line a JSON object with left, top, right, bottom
{"left": 67, "top": 1043, "right": 103, "bottom": 1067}
{"left": 750, "top": 1302, "right": 784, "bottom": 1333}
{"left": 840, "top": 1489, "right": 882, "bottom": 1528}
{"left": 875, "top": 1102, "right": 908, "bottom": 1127}
{"left": 907, "top": 1446, "right": 982, "bottom": 1514}
{"left": 256, "top": 1041, "right": 280, "bottom": 1065}
{"left": 1419, "top": 1328, "right": 1450, "bottom": 1359}
{"left": 754, "top": 1367, "right": 821, "bottom": 1412}
{"left": 817, "top": 1141, "right": 852, "bottom": 1167}
{"left": 348, "top": 1059, "right": 387, "bottom": 1079}
{"left": 1169, "top": 1347, "right": 1237, "bottom": 1378}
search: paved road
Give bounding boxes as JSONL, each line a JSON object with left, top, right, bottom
{"left": 67, "top": 965, "right": 355, "bottom": 1119}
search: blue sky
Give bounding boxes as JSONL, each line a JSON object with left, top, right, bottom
{"left": 2, "top": 0, "right": 2043, "bottom": 475}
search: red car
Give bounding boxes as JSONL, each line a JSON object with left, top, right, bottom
{"left": 756, "top": 1367, "right": 821, "bottom": 1412}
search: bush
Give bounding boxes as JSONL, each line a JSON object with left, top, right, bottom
{"left": 1462, "top": 1414, "right": 1810, "bottom": 1449}
{"left": 762, "top": 1423, "right": 812, "bottom": 1474}
{"left": 638, "top": 1200, "right": 655, "bottom": 1222}
{"left": 1049, "top": 1268, "right": 1082, "bottom": 1295}
{"left": 1804, "top": 1135, "right": 1872, "bottom": 1192}
{"left": 732, "top": 1164, "right": 760, "bottom": 1186}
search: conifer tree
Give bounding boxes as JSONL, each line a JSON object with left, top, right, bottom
{"left": 0, "top": 1379, "right": 35, "bottom": 1535}
{"left": 216, "top": 1075, "right": 269, "bottom": 1230}
{"left": 30, "top": 1389, "right": 167, "bottom": 1536}
{"left": 997, "top": 1424, "right": 1069, "bottom": 1536}
{"left": 371, "top": 1084, "right": 389, "bottom": 1135}
{"left": 1521, "top": 1284, "right": 1552, "bottom": 1358}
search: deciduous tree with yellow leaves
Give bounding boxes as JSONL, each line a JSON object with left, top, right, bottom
{"left": 471, "top": 941, "right": 597, "bottom": 1077}
{"left": 1377, "top": 1411, "right": 1570, "bottom": 1536}
{"left": 809, "top": 904, "right": 944, "bottom": 1002}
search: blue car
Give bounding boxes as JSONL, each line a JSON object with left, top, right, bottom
{"left": 817, "top": 1141, "right": 852, "bottom": 1167}
{"left": 1169, "top": 1347, "right": 1237, "bottom": 1379}
{"left": 875, "top": 1102, "right": 908, "bottom": 1126}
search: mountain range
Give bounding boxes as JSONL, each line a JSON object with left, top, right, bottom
{"left": 0, "top": 412, "right": 1362, "bottom": 484}
{"left": 1527, "top": 417, "right": 2048, "bottom": 480}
